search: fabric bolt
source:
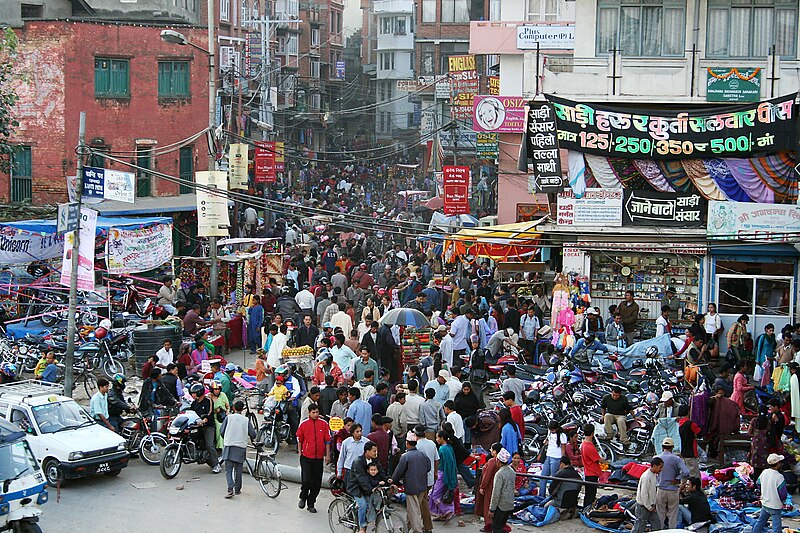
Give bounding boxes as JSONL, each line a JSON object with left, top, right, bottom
{"left": 610, "top": 158, "right": 656, "bottom": 191}
{"left": 568, "top": 151, "right": 588, "bottom": 198}
{"left": 657, "top": 160, "right": 694, "bottom": 193}
{"left": 583, "top": 161, "right": 600, "bottom": 188}
{"left": 724, "top": 158, "right": 776, "bottom": 203}
{"left": 584, "top": 154, "right": 622, "bottom": 189}
{"left": 749, "top": 153, "right": 798, "bottom": 204}
{"left": 704, "top": 159, "right": 753, "bottom": 202}
{"left": 632, "top": 159, "right": 675, "bottom": 193}
{"left": 681, "top": 159, "right": 727, "bottom": 200}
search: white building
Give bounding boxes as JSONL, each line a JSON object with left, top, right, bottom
{"left": 373, "top": 0, "right": 417, "bottom": 139}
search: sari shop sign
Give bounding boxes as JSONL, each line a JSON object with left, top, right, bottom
{"left": 106, "top": 223, "right": 173, "bottom": 274}
{"left": 556, "top": 188, "right": 622, "bottom": 227}
{"left": 707, "top": 201, "right": 800, "bottom": 241}
{"left": 623, "top": 190, "right": 705, "bottom": 227}
{"left": 545, "top": 93, "right": 797, "bottom": 159}
{"left": 472, "top": 96, "right": 526, "bottom": 133}
{"left": 442, "top": 166, "right": 471, "bottom": 215}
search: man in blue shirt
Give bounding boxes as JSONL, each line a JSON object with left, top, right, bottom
{"left": 346, "top": 387, "right": 372, "bottom": 432}
{"left": 424, "top": 369, "right": 452, "bottom": 403}
{"left": 89, "top": 378, "right": 115, "bottom": 432}
{"left": 656, "top": 437, "right": 690, "bottom": 529}
{"left": 40, "top": 352, "right": 58, "bottom": 383}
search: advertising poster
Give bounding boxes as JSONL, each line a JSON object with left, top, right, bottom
{"left": 60, "top": 207, "right": 97, "bottom": 291}
{"left": 476, "top": 132, "right": 499, "bottom": 159}
{"left": 0, "top": 226, "right": 63, "bottom": 263}
{"left": 228, "top": 143, "right": 249, "bottom": 190}
{"left": 82, "top": 167, "right": 135, "bottom": 203}
{"left": 106, "top": 223, "right": 173, "bottom": 274}
{"left": 516, "top": 25, "right": 575, "bottom": 50}
{"left": 707, "top": 200, "right": 800, "bottom": 241}
{"left": 556, "top": 188, "right": 622, "bottom": 226}
{"left": 543, "top": 93, "right": 797, "bottom": 159}
{"left": 442, "top": 166, "right": 471, "bottom": 215}
{"left": 274, "top": 141, "right": 285, "bottom": 172}
{"left": 473, "top": 95, "right": 527, "bottom": 133}
{"left": 254, "top": 141, "right": 276, "bottom": 183}
{"left": 195, "top": 171, "right": 230, "bottom": 237}
{"left": 448, "top": 55, "right": 479, "bottom": 120}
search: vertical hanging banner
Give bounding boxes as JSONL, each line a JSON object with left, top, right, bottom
{"left": 442, "top": 165, "right": 471, "bottom": 215}
{"left": 60, "top": 207, "right": 97, "bottom": 291}
{"left": 448, "top": 55, "right": 479, "bottom": 121}
{"left": 254, "top": 141, "right": 276, "bottom": 183}
{"left": 274, "top": 141, "right": 285, "bottom": 172}
{"left": 228, "top": 143, "right": 249, "bottom": 190}
{"left": 195, "top": 171, "right": 231, "bottom": 237}
{"left": 525, "top": 102, "right": 563, "bottom": 193}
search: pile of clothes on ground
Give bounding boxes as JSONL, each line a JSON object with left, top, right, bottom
{"left": 580, "top": 461, "right": 800, "bottom": 533}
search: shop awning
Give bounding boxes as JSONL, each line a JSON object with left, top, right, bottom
{"left": 443, "top": 219, "right": 544, "bottom": 262}
{"left": 93, "top": 193, "right": 198, "bottom": 216}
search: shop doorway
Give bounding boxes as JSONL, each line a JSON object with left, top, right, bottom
{"left": 715, "top": 274, "right": 793, "bottom": 353}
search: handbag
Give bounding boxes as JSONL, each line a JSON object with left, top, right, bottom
{"left": 215, "top": 408, "right": 227, "bottom": 423}
{"left": 442, "top": 488, "right": 455, "bottom": 504}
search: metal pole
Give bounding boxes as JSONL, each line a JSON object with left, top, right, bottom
{"left": 64, "top": 111, "right": 86, "bottom": 397}
{"left": 207, "top": 0, "right": 219, "bottom": 300}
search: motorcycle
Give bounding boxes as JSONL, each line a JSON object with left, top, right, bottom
{"left": 256, "top": 399, "right": 292, "bottom": 455}
{"left": 122, "top": 283, "right": 169, "bottom": 320}
{"left": 75, "top": 325, "right": 128, "bottom": 378}
{"left": 120, "top": 409, "right": 170, "bottom": 466}
{"left": 160, "top": 411, "right": 212, "bottom": 479}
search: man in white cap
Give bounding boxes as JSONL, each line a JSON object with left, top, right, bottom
{"left": 393, "top": 430, "right": 432, "bottom": 533}
{"left": 753, "top": 453, "right": 788, "bottom": 533}
{"left": 436, "top": 325, "right": 454, "bottom": 368}
{"left": 656, "top": 437, "right": 689, "bottom": 529}
{"left": 425, "top": 369, "right": 452, "bottom": 403}
{"left": 489, "top": 448, "right": 516, "bottom": 533}
{"left": 655, "top": 391, "right": 678, "bottom": 419}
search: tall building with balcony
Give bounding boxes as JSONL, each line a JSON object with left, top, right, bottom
{"left": 372, "top": 0, "right": 416, "bottom": 140}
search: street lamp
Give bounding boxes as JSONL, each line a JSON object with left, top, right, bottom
{"left": 160, "top": 9, "right": 220, "bottom": 300}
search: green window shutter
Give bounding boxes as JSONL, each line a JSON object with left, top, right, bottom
{"left": 95, "top": 59, "right": 110, "bottom": 95}
{"left": 179, "top": 146, "right": 193, "bottom": 193}
{"left": 175, "top": 62, "right": 189, "bottom": 96}
{"left": 158, "top": 61, "right": 171, "bottom": 96}
{"left": 110, "top": 60, "right": 129, "bottom": 96}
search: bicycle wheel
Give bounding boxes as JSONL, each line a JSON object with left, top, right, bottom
{"left": 328, "top": 497, "right": 358, "bottom": 533}
{"left": 255, "top": 457, "right": 282, "bottom": 498}
{"left": 83, "top": 373, "right": 98, "bottom": 397}
{"left": 374, "top": 510, "right": 406, "bottom": 533}
{"left": 139, "top": 433, "right": 169, "bottom": 466}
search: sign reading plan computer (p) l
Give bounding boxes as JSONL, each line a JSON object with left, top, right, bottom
{"left": 442, "top": 166, "right": 470, "bottom": 216}
{"left": 516, "top": 25, "right": 575, "bottom": 50}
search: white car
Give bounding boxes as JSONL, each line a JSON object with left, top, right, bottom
{"left": 0, "top": 381, "right": 129, "bottom": 486}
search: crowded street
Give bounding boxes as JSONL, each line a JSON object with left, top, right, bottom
{"left": 3, "top": 1, "right": 800, "bottom": 533}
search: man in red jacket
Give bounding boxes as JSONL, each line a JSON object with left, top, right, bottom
{"left": 296, "top": 403, "right": 331, "bottom": 513}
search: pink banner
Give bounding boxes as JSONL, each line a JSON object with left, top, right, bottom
{"left": 472, "top": 95, "right": 527, "bottom": 133}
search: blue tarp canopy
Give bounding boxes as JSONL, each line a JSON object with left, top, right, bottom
{"left": 2, "top": 216, "right": 172, "bottom": 236}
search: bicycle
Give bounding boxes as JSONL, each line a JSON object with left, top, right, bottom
{"left": 55, "top": 361, "right": 98, "bottom": 398}
{"left": 328, "top": 485, "right": 405, "bottom": 533}
{"left": 236, "top": 388, "right": 261, "bottom": 430}
{"left": 245, "top": 441, "right": 283, "bottom": 498}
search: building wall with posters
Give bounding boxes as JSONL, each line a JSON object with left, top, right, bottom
{"left": 4, "top": 20, "right": 211, "bottom": 205}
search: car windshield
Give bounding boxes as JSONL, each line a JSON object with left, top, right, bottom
{"left": 0, "top": 440, "right": 38, "bottom": 482}
{"left": 31, "top": 400, "right": 93, "bottom": 434}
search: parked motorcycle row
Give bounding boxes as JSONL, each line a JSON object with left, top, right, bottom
{"left": 477, "top": 346, "right": 689, "bottom": 463}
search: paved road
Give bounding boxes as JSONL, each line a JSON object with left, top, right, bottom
{"left": 36, "top": 457, "right": 587, "bottom": 533}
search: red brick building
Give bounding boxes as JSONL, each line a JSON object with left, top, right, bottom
{"left": 5, "top": 20, "right": 211, "bottom": 205}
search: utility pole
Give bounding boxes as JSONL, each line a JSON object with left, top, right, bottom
{"left": 64, "top": 111, "right": 86, "bottom": 397}
{"left": 207, "top": 0, "right": 219, "bottom": 300}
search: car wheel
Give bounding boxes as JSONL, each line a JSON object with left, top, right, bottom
{"left": 43, "top": 458, "right": 64, "bottom": 487}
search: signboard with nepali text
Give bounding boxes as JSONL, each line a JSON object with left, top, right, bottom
{"left": 707, "top": 200, "right": 800, "bottom": 241}
{"left": 622, "top": 190, "right": 705, "bottom": 227}
{"left": 707, "top": 68, "right": 761, "bottom": 103}
{"left": 442, "top": 166, "right": 471, "bottom": 215}
{"left": 473, "top": 95, "right": 526, "bottom": 133}
{"left": 523, "top": 102, "right": 563, "bottom": 193}
{"left": 448, "top": 55, "right": 479, "bottom": 120}
{"left": 541, "top": 93, "right": 797, "bottom": 159}
{"left": 556, "top": 189, "right": 622, "bottom": 227}
{"left": 106, "top": 223, "right": 173, "bottom": 274}
{"left": 60, "top": 207, "right": 97, "bottom": 291}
